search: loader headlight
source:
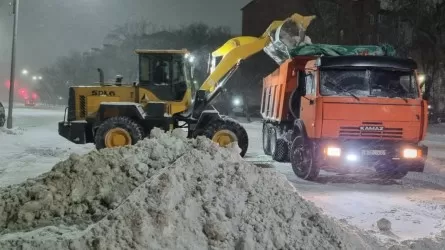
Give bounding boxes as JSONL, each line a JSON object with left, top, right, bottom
{"left": 403, "top": 148, "right": 419, "bottom": 159}
{"left": 325, "top": 147, "right": 341, "bottom": 157}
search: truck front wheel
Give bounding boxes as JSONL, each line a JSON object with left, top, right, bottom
{"left": 95, "top": 116, "right": 144, "bottom": 150}
{"left": 290, "top": 136, "right": 319, "bottom": 180}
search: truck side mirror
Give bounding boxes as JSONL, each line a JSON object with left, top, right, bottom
{"left": 419, "top": 77, "right": 429, "bottom": 101}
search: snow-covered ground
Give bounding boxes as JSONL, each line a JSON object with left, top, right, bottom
{"left": 0, "top": 107, "right": 93, "bottom": 187}
{"left": 1, "top": 107, "right": 445, "bottom": 244}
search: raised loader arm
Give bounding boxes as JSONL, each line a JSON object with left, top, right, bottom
{"left": 191, "top": 13, "right": 316, "bottom": 118}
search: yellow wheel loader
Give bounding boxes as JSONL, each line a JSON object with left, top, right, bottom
{"left": 58, "top": 13, "right": 315, "bottom": 157}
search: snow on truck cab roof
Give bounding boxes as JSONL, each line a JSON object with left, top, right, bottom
{"left": 316, "top": 55, "right": 418, "bottom": 71}
{"left": 134, "top": 49, "right": 189, "bottom": 54}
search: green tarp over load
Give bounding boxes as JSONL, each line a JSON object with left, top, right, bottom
{"left": 288, "top": 44, "right": 396, "bottom": 57}
{"left": 262, "top": 14, "right": 397, "bottom": 64}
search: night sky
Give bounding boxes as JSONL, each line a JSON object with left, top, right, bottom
{"left": 0, "top": 0, "right": 250, "bottom": 73}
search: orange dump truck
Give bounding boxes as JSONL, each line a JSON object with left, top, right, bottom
{"left": 261, "top": 55, "right": 428, "bottom": 180}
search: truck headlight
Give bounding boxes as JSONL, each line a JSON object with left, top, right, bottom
{"left": 403, "top": 148, "right": 418, "bottom": 159}
{"left": 325, "top": 147, "right": 341, "bottom": 157}
{"left": 346, "top": 154, "right": 359, "bottom": 162}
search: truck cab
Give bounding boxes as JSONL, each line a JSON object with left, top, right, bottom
{"left": 261, "top": 55, "right": 428, "bottom": 180}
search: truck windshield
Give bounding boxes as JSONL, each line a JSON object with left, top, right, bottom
{"left": 320, "top": 69, "right": 419, "bottom": 99}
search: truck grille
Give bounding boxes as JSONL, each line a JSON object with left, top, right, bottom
{"left": 79, "top": 95, "right": 86, "bottom": 118}
{"left": 339, "top": 122, "right": 403, "bottom": 139}
{"left": 67, "top": 88, "right": 76, "bottom": 121}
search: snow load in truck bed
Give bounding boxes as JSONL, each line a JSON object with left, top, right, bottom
{"left": 288, "top": 44, "right": 396, "bottom": 57}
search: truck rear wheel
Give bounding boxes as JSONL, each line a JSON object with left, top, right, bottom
{"left": 269, "top": 126, "right": 277, "bottom": 157}
{"left": 290, "top": 136, "right": 319, "bottom": 180}
{"left": 95, "top": 116, "right": 144, "bottom": 150}
{"left": 262, "top": 123, "right": 272, "bottom": 155}
{"left": 202, "top": 117, "right": 249, "bottom": 157}
{"left": 272, "top": 138, "right": 289, "bottom": 162}
{"left": 0, "top": 102, "right": 5, "bottom": 127}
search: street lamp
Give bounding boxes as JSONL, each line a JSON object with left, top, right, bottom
{"left": 32, "top": 76, "right": 37, "bottom": 81}
{"left": 6, "top": 0, "right": 19, "bottom": 129}
{"left": 38, "top": 76, "right": 42, "bottom": 80}
{"left": 21, "top": 69, "right": 28, "bottom": 75}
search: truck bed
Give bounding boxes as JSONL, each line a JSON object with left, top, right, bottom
{"left": 260, "top": 56, "right": 316, "bottom": 123}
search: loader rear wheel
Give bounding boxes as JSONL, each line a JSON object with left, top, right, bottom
{"left": 202, "top": 117, "right": 249, "bottom": 157}
{"left": 95, "top": 116, "right": 144, "bottom": 150}
{"left": 0, "top": 102, "right": 5, "bottom": 127}
{"left": 290, "top": 136, "right": 319, "bottom": 180}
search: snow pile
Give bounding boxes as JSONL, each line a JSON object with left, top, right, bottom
{"left": 0, "top": 128, "right": 188, "bottom": 235}
{"left": 390, "top": 232, "right": 445, "bottom": 250}
{"left": 0, "top": 128, "right": 442, "bottom": 249}
{"left": 0, "top": 127, "right": 25, "bottom": 135}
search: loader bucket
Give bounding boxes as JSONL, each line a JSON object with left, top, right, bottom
{"left": 263, "top": 14, "right": 316, "bottom": 64}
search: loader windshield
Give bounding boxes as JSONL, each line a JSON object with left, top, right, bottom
{"left": 320, "top": 68, "right": 419, "bottom": 99}
{"left": 139, "top": 54, "right": 186, "bottom": 85}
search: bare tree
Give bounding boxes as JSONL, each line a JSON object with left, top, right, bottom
{"left": 35, "top": 22, "right": 232, "bottom": 103}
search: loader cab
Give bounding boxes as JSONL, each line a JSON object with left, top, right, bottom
{"left": 137, "top": 49, "right": 196, "bottom": 102}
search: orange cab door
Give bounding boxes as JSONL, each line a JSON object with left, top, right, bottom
{"left": 299, "top": 71, "right": 317, "bottom": 138}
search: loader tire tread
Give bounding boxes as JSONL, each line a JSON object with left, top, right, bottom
{"left": 95, "top": 116, "right": 144, "bottom": 150}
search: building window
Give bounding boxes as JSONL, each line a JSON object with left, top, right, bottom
{"left": 368, "top": 34, "right": 372, "bottom": 44}
{"left": 378, "top": 14, "right": 383, "bottom": 23}
{"left": 340, "top": 30, "right": 344, "bottom": 42}
{"left": 370, "top": 14, "right": 375, "bottom": 25}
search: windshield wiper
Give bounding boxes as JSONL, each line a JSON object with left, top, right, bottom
{"left": 345, "top": 91, "right": 360, "bottom": 101}
{"left": 329, "top": 82, "right": 360, "bottom": 101}
{"left": 387, "top": 90, "right": 409, "bottom": 103}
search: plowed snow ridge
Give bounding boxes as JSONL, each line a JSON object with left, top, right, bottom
{"left": 0, "top": 128, "right": 443, "bottom": 250}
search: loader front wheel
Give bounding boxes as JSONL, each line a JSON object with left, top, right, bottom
{"left": 0, "top": 102, "right": 5, "bottom": 127}
{"left": 95, "top": 116, "right": 144, "bottom": 150}
{"left": 202, "top": 117, "right": 249, "bottom": 157}
{"left": 290, "top": 136, "right": 319, "bottom": 180}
